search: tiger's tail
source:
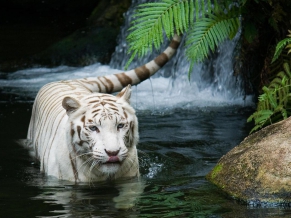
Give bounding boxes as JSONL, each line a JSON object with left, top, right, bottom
{"left": 78, "top": 34, "right": 182, "bottom": 93}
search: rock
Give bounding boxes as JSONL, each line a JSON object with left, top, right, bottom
{"left": 0, "top": 0, "right": 131, "bottom": 72}
{"left": 35, "top": 0, "right": 132, "bottom": 67}
{"left": 32, "top": 0, "right": 132, "bottom": 67}
{"left": 33, "top": 27, "right": 119, "bottom": 66}
{"left": 87, "top": 0, "right": 131, "bottom": 28}
{"left": 206, "top": 116, "right": 291, "bottom": 204}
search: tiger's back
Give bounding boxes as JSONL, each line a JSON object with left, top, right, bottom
{"left": 28, "top": 81, "right": 90, "bottom": 175}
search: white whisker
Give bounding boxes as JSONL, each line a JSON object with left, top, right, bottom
{"left": 88, "top": 160, "right": 102, "bottom": 187}
{"left": 74, "top": 156, "right": 95, "bottom": 178}
{"left": 71, "top": 151, "right": 93, "bottom": 160}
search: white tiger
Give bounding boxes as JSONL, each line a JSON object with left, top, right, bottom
{"left": 27, "top": 34, "right": 181, "bottom": 182}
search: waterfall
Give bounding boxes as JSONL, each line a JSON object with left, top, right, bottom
{"left": 110, "top": 0, "right": 253, "bottom": 110}
{"left": 0, "top": 0, "right": 253, "bottom": 110}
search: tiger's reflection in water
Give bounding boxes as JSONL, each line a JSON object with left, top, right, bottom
{"left": 32, "top": 177, "right": 146, "bottom": 213}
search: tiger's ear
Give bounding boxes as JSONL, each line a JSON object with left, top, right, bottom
{"left": 116, "top": 85, "right": 131, "bottom": 104}
{"left": 62, "top": 96, "right": 81, "bottom": 115}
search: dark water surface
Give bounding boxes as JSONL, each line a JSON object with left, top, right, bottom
{"left": 1, "top": 96, "right": 291, "bottom": 217}
{"left": 1, "top": 1, "right": 291, "bottom": 216}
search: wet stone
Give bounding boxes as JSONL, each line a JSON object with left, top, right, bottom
{"left": 207, "top": 116, "right": 291, "bottom": 204}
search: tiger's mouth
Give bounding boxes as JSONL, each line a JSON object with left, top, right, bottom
{"left": 105, "top": 156, "right": 121, "bottom": 164}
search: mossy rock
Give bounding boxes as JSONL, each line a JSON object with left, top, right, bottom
{"left": 35, "top": 27, "right": 119, "bottom": 66}
{"left": 207, "top": 116, "right": 291, "bottom": 205}
{"left": 88, "top": 0, "right": 131, "bottom": 27}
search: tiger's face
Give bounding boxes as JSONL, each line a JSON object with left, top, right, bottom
{"left": 62, "top": 85, "right": 139, "bottom": 178}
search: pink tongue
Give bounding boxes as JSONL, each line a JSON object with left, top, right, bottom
{"left": 107, "top": 156, "right": 119, "bottom": 163}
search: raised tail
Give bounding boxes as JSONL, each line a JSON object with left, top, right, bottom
{"left": 78, "top": 34, "right": 182, "bottom": 93}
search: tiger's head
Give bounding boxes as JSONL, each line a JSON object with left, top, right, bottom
{"left": 62, "top": 85, "right": 139, "bottom": 179}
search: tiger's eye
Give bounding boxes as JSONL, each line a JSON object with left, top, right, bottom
{"left": 117, "top": 124, "right": 124, "bottom": 129}
{"left": 89, "top": 126, "right": 99, "bottom": 132}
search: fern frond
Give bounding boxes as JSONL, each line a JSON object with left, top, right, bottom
{"left": 248, "top": 109, "right": 273, "bottom": 133}
{"left": 195, "top": 0, "right": 199, "bottom": 20}
{"left": 283, "top": 61, "right": 291, "bottom": 76}
{"left": 253, "top": 110, "right": 273, "bottom": 125}
{"left": 125, "top": 0, "right": 219, "bottom": 69}
{"left": 263, "top": 86, "right": 278, "bottom": 109}
{"left": 248, "top": 62, "right": 291, "bottom": 133}
{"left": 185, "top": 8, "right": 240, "bottom": 73}
{"left": 272, "top": 32, "right": 291, "bottom": 63}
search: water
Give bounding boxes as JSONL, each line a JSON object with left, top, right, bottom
{"left": 1, "top": 0, "right": 291, "bottom": 217}
{"left": 1, "top": 73, "right": 290, "bottom": 217}
{"left": 2, "top": 101, "right": 291, "bottom": 217}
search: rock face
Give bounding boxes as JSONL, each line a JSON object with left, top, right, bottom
{"left": 87, "top": 0, "right": 131, "bottom": 28}
{"left": 32, "top": 0, "right": 132, "bottom": 67}
{"left": 0, "top": 0, "right": 131, "bottom": 72}
{"left": 206, "top": 117, "right": 291, "bottom": 204}
{"left": 35, "top": 27, "right": 119, "bottom": 66}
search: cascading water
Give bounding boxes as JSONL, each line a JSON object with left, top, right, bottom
{"left": 0, "top": 0, "right": 253, "bottom": 111}
{"left": 111, "top": 0, "right": 253, "bottom": 110}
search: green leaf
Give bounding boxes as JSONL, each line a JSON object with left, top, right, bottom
{"left": 272, "top": 37, "right": 291, "bottom": 63}
{"left": 185, "top": 8, "right": 240, "bottom": 75}
{"left": 126, "top": 0, "right": 224, "bottom": 68}
{"left": 253, "top": 110, "right": 273, "bottom": 124}
{"left": 248, "top": 62, "right": 291, "bottom": 133}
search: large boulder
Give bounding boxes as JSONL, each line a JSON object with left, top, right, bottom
{"left": 206, "top": 117, "right": 291, "bottom": 205}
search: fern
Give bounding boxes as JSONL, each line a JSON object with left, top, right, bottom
{"left": 125, "top": 0, "right": 238, "bottom": 69}
{"left": 272, "top": 30, "right": 291, "bottom": 63}
{"left": 185, "top": 8, "right": 240, "bottom": 73}
{"left": 126, "top": 0, "right": 195, "bottom": 69}
{"left": 247, "top": 62, "right": 291, "bottom": 133}
{"left": 247, "top": 29, "right": 291, "bottom": 133}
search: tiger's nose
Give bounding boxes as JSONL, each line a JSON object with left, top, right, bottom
{"left": 105, "top": 149, "right": 120, "bottom": 156}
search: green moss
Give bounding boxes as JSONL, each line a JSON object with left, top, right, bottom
{"left": 211, "top": 164, "right": 223, "bottom": 180}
